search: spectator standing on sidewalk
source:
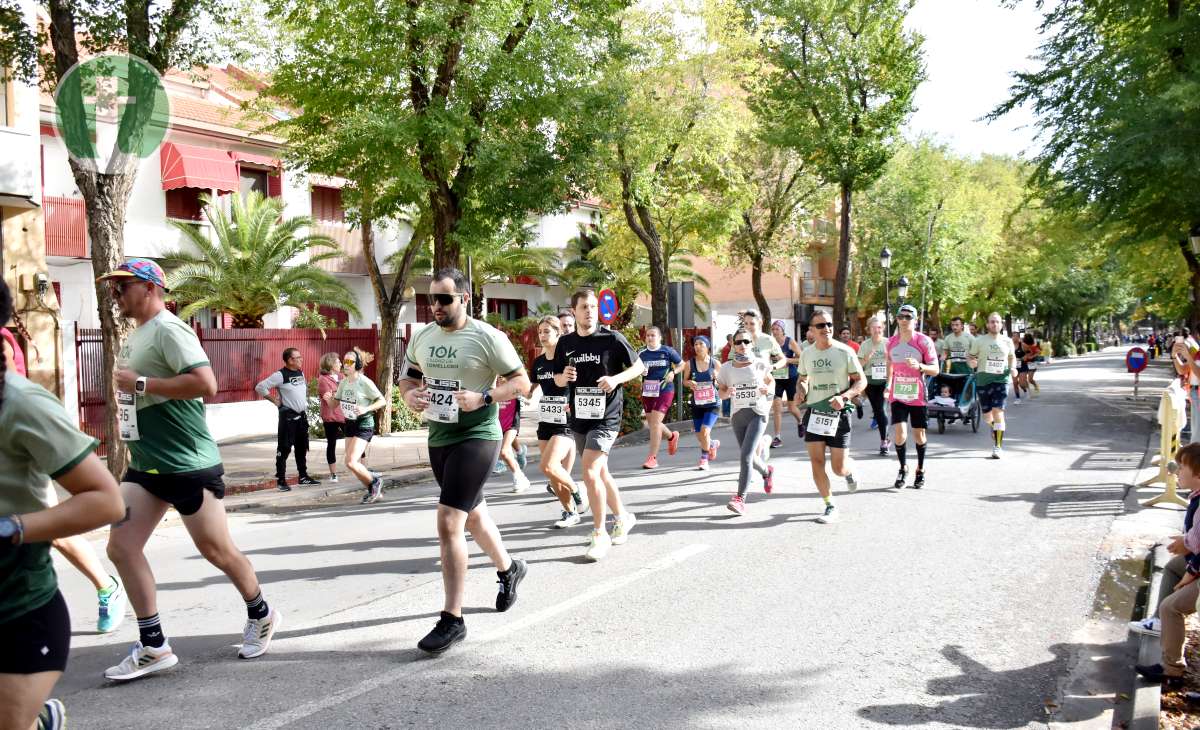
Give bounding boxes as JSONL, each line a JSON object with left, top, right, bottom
{"left": 317, "top": 353, "right": 345, "bottom": 482}
{"left": 256, "top": 348, "right": 318, "bottom": 491}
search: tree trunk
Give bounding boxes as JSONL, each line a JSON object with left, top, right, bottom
{"left": 833, "top": 182, "right": 852, "bottom": 327}
{"left": 73, "top": 164, "right": 136, "bottom": 478}
{"left": 643, "top": 227, "right": 669, "bottom": 333}
{"left": 929, "top": 300, "right": 942, "bottom": 333}
{"left": 750, "top": 253, "right": 771, "bottom": 323}
{"left": 430, "top": 188, "right": 461, "bottom": 271}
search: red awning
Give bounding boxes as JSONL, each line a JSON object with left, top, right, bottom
{"left": 159, "top": 142, "right": 239, "bottom": 192}
{"left": 229, "top": 150, "right": 281, "bottom": 169}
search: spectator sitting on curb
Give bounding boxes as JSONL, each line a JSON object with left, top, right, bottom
{"left": 1133, "top": 442, "right": 1200, "bottom": 683}
{"left": 256, "top": 348, "right": 319, "bottom": 491}
{"left": 317, "top": 353, "right": 345, "bottom": 482}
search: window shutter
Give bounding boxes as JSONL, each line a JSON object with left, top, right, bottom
{"left": 268, "top": 171, "right": 282, "bottom": 198}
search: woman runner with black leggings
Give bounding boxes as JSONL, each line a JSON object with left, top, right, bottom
{"left": 858, "top": 316, "right": 891, "bottom": 455}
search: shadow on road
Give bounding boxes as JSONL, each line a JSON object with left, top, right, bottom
{"left": 858, "top": 642, "right": 1127, "bottom": 728}
{"left": 979, "top": 483, "right": 1129, "bottom": 519}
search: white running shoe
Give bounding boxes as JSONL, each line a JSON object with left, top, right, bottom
{"left": 239, "top": 608, "right": 282, "bottom": 659}
{"left": 1128, "top": 617, "right": 1161, "bottom": 636}
{"left": 554, "top": 510, "right": 581, "bottom": 529}
{"left": 991, "top": 445, "right": 1001, "bottom": 459}
{"left": 845, "top": 473, "right": 858, "bottom": 493}
{"left": 574, "top": 484, "right": 589, "bottom": 515}
{"left": 511, "top": 472, "right": 531, "bottom": 494}
{"left": 611, "top": 512, "right": 637, "bottom": 545}
{"left": 104, "top": 641, "right": 179, "bottom": 682}
{"left": 584, "top": 530, "right": 611, "bottom": 561}
{"left": 816, "top": 504, "right": 839, "bottom": 524}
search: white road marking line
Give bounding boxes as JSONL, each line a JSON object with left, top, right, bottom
{"left": 245, "top": 542, "right": 711, "bottom": 730}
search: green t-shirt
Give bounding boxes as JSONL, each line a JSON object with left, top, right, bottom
{"left": 858, "top": 337, "right": 889, "bottom": 384}
{"left": 752, "top": 333, "right": 785, "bottom": 370}
{"left": 334, "top": 375, "right": 384, "bottom": 430}
{"left": 797, "top": 340, "right": 865, "bottom": 410}
{"left": 403, "top": 318, "right": 525, "bottom": 447}
{"left": 941, "top": 332, "right": 975, "bottom": 374}
{"left": 0, "top": 372, "right": 98, "bottom": 623}
{"left": 969, "top": 333, "right": 1015, "bottom": 386}
{"left": 119, "top": 309, "right": 221, "bottom": 474}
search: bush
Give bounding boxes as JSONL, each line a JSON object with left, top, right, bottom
{"left": 306, "top": 377, "right": 324, "bottom": 437}
{"left": 390, "top": 386, "right": 424, "bottom": 432}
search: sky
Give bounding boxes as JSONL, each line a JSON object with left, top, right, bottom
{"left": 903, "top": 0, "right": 1046, "bottom": 159}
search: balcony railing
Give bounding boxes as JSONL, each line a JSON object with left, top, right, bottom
{"left": 45, "top": 196, "right": 89, "bottom": 258}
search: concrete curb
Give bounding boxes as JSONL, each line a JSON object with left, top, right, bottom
{"left": 1130, "top": 543, "right": 1170, "bottom": 730}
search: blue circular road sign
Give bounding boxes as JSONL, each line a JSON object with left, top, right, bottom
{"left": 598, "top": 288, "right": 619, "bottom": 325}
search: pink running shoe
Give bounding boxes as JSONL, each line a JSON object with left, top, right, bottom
{"left": 727, "top": 494, "right": 746, "bottom": 515}
{"left": 642, "top": 456, "right": 658, "bottom": 470}
{"left": 763, "top": 465, "right": 775, "bottom": 494}
{"left": 697, "top": 457, "right": 709, "bottom": 471}
{"left": 667, "top": 431, "right": 680, "bottom": 456}
{"left": 708, "top": 439, "right": 720, "bottom": 461}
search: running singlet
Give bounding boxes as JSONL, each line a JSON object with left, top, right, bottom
{"left": 716, "top": 360, "right": 772, "bottom": 417}
{"left": 797, "top": 341, "right": 864, "bottom": 411}
{"left": 886, "top": 333, "right": 938, "bottom": 405}
{"left": 941, "top": 332, "right": 975, "bottom": 374}
{"left": 0, "top": 372, "right": 98, "bottom": 624}
{"left": 772, "top": 337, "right": 798, "bottom": 380}
{"left": 533, "top": 354, "right": 569, "bottom": 425}
{"left": 637, "top": 345, "right": 681, "bottom": 398}
{"left": 118, "top": 309, "right": 221, "bottom": 474}
{"left": 690, "top": 357, "right": 719, "bottom": 408}
{"left": 552, "top": 327, "right": 637, "bottom": 432}
{"left": 969, "top": 334, "right": 1015, "bottom": 386}
{"left": 859, "top": 338, "right": 888, "bottom": 384}
{"left": 403, "top": 318, "right": 525, "bottom": 447}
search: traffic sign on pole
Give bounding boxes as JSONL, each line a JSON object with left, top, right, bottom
{"left": 598, "top": 288, "right": 619, "bottom": 325}
{"left": 1126, "top": 347, "right": 1148, "bottom": 373}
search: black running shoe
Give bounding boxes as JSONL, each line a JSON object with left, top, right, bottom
{"left": 892, "top": 469, "right": 907, "bottom": 490}
{"left": 418, "top": 612, "right": 466, "bottom": 654}
{"left": 496, "top": 557, "right": 528, "bottom": 612}
{"left": 912, "top": 470, "right": 925, "bottom": 489}
{"left": 855, "top": 403, "right": 864, "bottom": 420}
{"left": 297, "top": 476, "right": 321, "bottom": 486}
{"left": 360, "top": 476, "right": 383, "bottom": 504}
{"left": 276, "top": 481, "right": 292, "bottom": 492}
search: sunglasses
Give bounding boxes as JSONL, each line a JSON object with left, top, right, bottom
{"left": 734, "top": 339, "right": 752, "bottom": 345}
{"left": 813, "top": 322, "right": 834, "bottom": 329}
{"left": 897, "top": 314, "right": 914, "bottom": 320}
{"left": 430, "top": 293, "right": 465, "bottom": 306}
{"left": 109, "top": 279, "right": 141, "bottom": 296}
{"left": 343, "top": 359, "right": 357, "bottom": 365}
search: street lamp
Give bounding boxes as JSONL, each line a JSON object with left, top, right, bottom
{"left": 880, "top": 247, "right": 892, "bottom": 327}
{"left": 897, "top": 275, "right": 910, "bottom": 303}
{"left": 1190, "top": 226, "right": 1200, "bottom": 256}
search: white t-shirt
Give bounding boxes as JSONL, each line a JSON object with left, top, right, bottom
{"left": 717, "top": 360, "right": 772, "bottom": 417}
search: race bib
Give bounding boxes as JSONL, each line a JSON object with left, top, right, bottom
{"left": 892, "top": 375, "right": 921, "bottom": 403}
{"left": 641, "top": 379, "right": 661, "bottom": 398}
{"left": 574, "top": 387, "right": 605, "bottom": 420}
{"left": 339, "top": 399, "right": 360, "bottom": 420}
{"left": 985, "top": 357, "right": 1006, "bottom": 375}
{"left": 424, "top": 378, "right": 461, "bottom": 424}
{"left": 117, "top": 391, "right": 140, "bottom": 441}
{"left": 772, "top": 367, "right": 789, "bottom": 380}
{"left": 949, "top": 348, "right": 967, "bottom": 360}
{"left": 539, "top": 395, "right": 567, "bottom": 425}
{"left": 870, "top": 363, "right": 887, "bottom": 380}
{"left": 693, "top": 382, "right": 717, "bottom": 406}
{"left": 731, "top": 383, "right": 759, "bottom": 413}
{"left": 808, "top": 410, "right": 839, "bottom": 437}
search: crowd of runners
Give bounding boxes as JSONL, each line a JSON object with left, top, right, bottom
{"left": 0, "top": 260, "right": 1044, "bottom": 729}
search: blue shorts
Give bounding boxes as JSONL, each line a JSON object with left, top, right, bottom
{"left": 978, "top": 382, "right": 1008, "bottom": 413}
{"left": 692, "top": 406, "right": 719, "bottom": 432}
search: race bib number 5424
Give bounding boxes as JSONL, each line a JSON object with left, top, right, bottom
{"left": 424, "top": 378, "right": 461, "bottom": 423}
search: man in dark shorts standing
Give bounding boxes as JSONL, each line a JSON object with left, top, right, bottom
{"left": 554, "top": 290, "right": 646, "bottom": 561}
{"left": 399, "top": 268, "right": 531, "bottom": 654}
{"left": 98, "top": 259, "right": 280, "bottom": 682}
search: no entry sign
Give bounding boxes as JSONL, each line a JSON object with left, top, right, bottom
{"left": 1126, "top": 347, "right": 1148, "bottom": 373}
{"left": 598, "top": 288, "right": 619, "bottom": 325}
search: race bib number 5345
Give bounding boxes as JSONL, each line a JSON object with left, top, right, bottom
{"left": 574, "top": 387, "right": 605, "bottom": 420}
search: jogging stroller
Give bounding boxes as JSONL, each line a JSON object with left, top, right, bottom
{"left": 925, "top": 372, "right": 981, "bottom": 434}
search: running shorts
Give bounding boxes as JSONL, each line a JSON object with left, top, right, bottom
{"left": 890, "top": 401, "right": 929, "bottom": 429}
{"left": 774, "top": 377, "right": 797, "bottom": 401}
{"left": 978, "top": 382, "right": 1008, "bottom": 413}
{"left": 536, "top": 423, "right": 573, "bottom": 442}
{"left": 573, "top": 427, "right": 618, "bottom": 455}
{"left": 692, "top": 406, "right": 719, "bottom": 432}
{"left": 0, "top": 590, "right": 70, "bottom": 674}
{"left": 124, "top": 464, "right": 226, "bottom": 517}
{"left": 1017, "top": 361, "right": 1030, "bottom": 373}
{"left": 802, "top": 408, "right": 852, "bottom": 449}
{"left": 344, "top": 417, "right": 375, "bottom": 442}
{"left": 429, "top": 438, "right": 502, "bottom": 513}
{"left": 641, "top": 389, "right": 675, "bottom": 415}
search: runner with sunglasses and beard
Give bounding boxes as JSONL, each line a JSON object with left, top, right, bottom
{"left": 399, "top": 268, "right": 532, "bottom": 655}
{"left": 796, "top": 310, "right": 866, "bottom": 524}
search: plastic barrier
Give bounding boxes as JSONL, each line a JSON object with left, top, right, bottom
{"left": 1140, "top": 387, "right": 1189, "bottom": 508}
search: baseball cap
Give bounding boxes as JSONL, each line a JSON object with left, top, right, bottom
{"left": 897, "top": 304, "right": 918, "bottom": 318}
{"left": 98, "top": 258, "right": 170, "bottom": 292}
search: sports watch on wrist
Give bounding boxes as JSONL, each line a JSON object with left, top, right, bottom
{"left": 482, "top": 388, "right": 494, "bottom": 407}
{"left": 0, "top": 515, "right": 23, "bottom": 545}
{"left": 135, "top": 376, "right": 148, "bottom": 395}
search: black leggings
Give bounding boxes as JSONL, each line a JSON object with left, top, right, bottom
{"left": 323, "top": 422, "right": 342, "bottom": 465}
{"left": 866, "top": 383, "right": 889, "bottom": 440}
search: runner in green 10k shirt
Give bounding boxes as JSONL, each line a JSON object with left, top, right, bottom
{"left": 940, "top": 317, "right": 975, "bottom": 375}
{"left": 968, "top": 312, "right": 1017, "bottom": 459}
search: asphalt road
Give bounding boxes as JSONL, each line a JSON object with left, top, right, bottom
{"left": 52, "top": 350, "right": 1160, "bottom": 729}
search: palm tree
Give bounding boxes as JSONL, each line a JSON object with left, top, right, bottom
{"left": 162, "top": 192, "right": 361, "bottom": 328}
{"left": 462, "top": 226, "right": 561, "bottom": 319}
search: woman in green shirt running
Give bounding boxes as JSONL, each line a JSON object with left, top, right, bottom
{"left": 328, "top": 348, "right": 387, "bottom": 503}
{"left": 0, "top": 279, "right": 125, "bottom": 730}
